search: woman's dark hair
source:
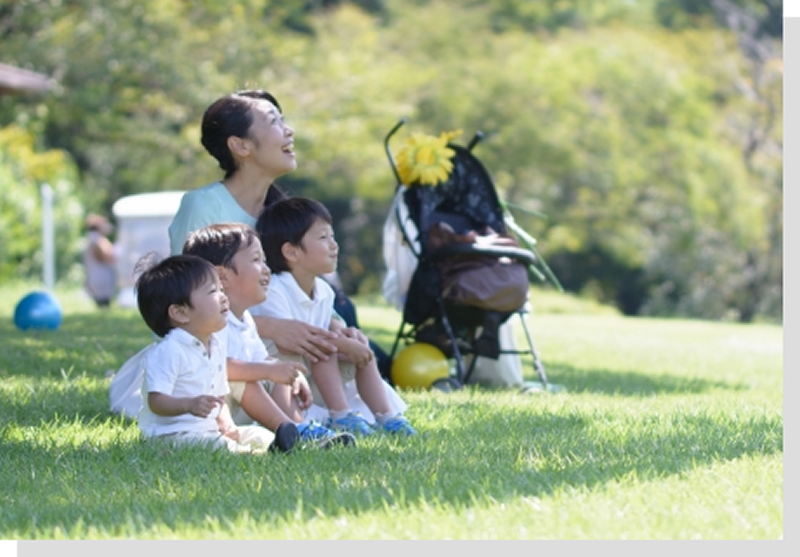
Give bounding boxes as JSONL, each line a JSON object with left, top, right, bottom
{"left": 256, "top": 197, "right": 332, "bottom": 274}
{"left": 265, "top": 182, "right": 289, "bottom": 207}
{"left": 200, "top": 89, "right": 281, "bottom": 179}
{"left": 134, "top": 254, "right": 218, "bottom": 337}
{"left": 182, "top": 222, "right": 260, "bottom": 272}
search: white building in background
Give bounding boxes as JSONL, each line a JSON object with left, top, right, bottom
{"left": 112, "top": 191, "right": 185, "bottom": 307}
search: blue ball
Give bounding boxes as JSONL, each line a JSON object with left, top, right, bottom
{"left": 14, "top": 291, "right": 63, "bottom": 331}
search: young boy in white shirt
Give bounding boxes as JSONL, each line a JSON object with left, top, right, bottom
{"left": 182, "top": 222, "right": 355, "bottom": 448}
{"left": 135, "top": 253, "right": 297, "bottom": 453}
{"left": 254, "top": 197, "right": 417, "bottom": 436}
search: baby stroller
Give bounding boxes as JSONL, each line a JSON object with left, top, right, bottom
{"left": 382, "top": 119, "right": 558, "bottom": 391}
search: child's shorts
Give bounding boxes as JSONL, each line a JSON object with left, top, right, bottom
{"left": 259, "top": 337, "right": 408, "bottom": 424}
{"left": 226, "top": 379, "right": 277, "bottom": 426}
{"left": 261, "top": 339, "right": 357, "bottom": 404}
{"left": 153, "top": 426, "right": 275, "bottom": 454}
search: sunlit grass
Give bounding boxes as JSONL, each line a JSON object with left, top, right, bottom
{"left": 0, "top": 284, "right": 783, "bottom": 539}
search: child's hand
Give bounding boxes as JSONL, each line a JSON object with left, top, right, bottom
{"left": 291, "top": 372, "right": 313, "bottom": 410}
{"left": 270, "top": 359, "right": 308, "bottom": 387}
{"left": 259, "top": 318, "right": 339, "bottom": 363}
{"left": 188, "top": 395, "right": 225, "bottom": 418}
{"left": 216, "top": 402, "right": 240, "bottom": 441}
{"left": 339, "top": 326, "right": 369, "bottom": 346}
{"left": 218, "top": 420, "right": 240, "bottom": 442}
{"left": 337, "top": 337, "right": 374, "bottom": 367}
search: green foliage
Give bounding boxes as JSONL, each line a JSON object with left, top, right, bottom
{"left": 655, "top": 0, "right": 782, "bottom": 38}
{"left": 477, "top": 26, "right": 778, "bottom": 319}
{"left": 0, "top": 126, "right": 83, "bottom": 282}
{"left": 480, "top": 0, "right": 659, "bottom": 32}
{"left": 0, "top": 0, "right": 782, "bottom": 321}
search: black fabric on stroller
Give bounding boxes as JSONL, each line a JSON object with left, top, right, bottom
{"left": 385, "top": 124, "right": 549, "bottom": 389}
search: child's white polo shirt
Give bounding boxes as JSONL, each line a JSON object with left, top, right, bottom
{"left": 226, "top": 309, "right": 270, "bottom": 362}
{"left": 138, "top": 327, "right": 228, "bottom": 438}
{"left": 225, "top": 309, "right": 275, "bottom": 424}
{"left": 248, "top": 272, "right": 409, "bottom": 423}
{"left": 249, "top": 272, "right": 335, "bottom": 329}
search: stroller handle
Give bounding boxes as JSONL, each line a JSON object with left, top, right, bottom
{"left": 384, "top": 118, "right": 407, "bottom": 185}
{"left": 467, "top": 131, "right": 484, "bottom": 151}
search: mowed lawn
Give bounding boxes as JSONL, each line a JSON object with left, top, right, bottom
{"left": 0, "top": 284, "right": 783, "bottom": 539}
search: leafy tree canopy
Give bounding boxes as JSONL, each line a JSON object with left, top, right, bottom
{"left": 0, "top": 0, "right": 782, "bottom": 321}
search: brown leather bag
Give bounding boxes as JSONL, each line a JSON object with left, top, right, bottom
{"left": 427, "top": 222, "right": 529, "bottom": 312}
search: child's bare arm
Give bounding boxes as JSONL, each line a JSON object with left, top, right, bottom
{"left": 329, "top": 320, "right": 372, "bottom": 365}
{"left": 227, "top": 358, "right": 307, "bottom": 385}
{"left": 227, "top": 358, "right": 313, "bottom": 410}
{"left": 329, "top": 317, "right": 370, "bottom": 345}
{"left": 216, "top": 402, "right": 240, "bottom": 440}
{"left": 252, "top": 314, "right": 339, "bottom": 363}
{"left": 337, "top": 325, "right": 369, "bottom": 346}
{"left": 148, "top": 391, "right": 224, "bottom": 418}
{"left": 331, "top": 336, "right": 374, "bottom": 367}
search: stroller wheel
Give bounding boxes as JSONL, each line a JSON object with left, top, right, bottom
{"left": 431, "top": 377, "right": 462, "bottom": 392}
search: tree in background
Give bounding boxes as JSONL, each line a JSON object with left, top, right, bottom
{"left": 0, "top": 126, "right": 83, "bottom": 282}
{"left": 0, "top": 0, "right": 782, "bottom": 322}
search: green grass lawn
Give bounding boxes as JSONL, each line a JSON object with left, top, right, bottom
{"left": 0, "top": 283, "right": 783, "bottom": 539}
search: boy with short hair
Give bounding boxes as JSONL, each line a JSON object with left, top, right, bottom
{"left": 254, "top": 197, "right": 417, "bottom": 436}
{"left": 183, "top": 222, "right": 355, "bottom": 448}
{"left": 135, "top": 253, "right": 297, "bottom": 453}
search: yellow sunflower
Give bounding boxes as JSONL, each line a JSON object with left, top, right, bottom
{"left": 395, "top": 129, "right": 462, "bottom": 186}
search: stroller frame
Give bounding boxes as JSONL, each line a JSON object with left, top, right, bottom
{"left": 383, "top": 119, "right": 550, "bottom": 391}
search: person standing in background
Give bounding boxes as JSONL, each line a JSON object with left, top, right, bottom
{"left": 83, "top": 213, "right": 117, "bottom": 308}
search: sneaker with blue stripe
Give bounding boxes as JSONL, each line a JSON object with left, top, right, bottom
{"left": 379, "top": 414, "right": 417, "bottom": 436}
{"left": 325, "top": 412, "right": 376, "bottom": 436}
{"left": 297, "top": 421, "right": 356, "bottom": 448}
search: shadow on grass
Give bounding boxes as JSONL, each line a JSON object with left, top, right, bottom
{"left": 0, "top": 311, "right": 152, "bottom": 381}
{"left": 532, "top": 363, "right": 747, "bottom": 395}
{"left": 0, "top": 308, "right": 781, "bottom": 536}
{"left": 364, "top": 327, "right": 748, "bottom": 397}
{"left": 1, "top": 311, "right": 151, "bottom": 429}
{"left": 0, "top": 380, "right": 116, "bottom": 428}
{"left": 0, "top": 400, "right": 782, "bottom": 536}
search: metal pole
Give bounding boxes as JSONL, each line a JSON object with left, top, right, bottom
{"left": 40, "top": 183, "right": 54, "bottom": 290}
